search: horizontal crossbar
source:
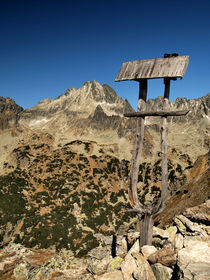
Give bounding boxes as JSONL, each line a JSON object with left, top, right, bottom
{"left": 124, "top": 110, "right": 189, "bottom": 118}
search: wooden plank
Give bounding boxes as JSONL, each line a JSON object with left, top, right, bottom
{"left": 115, "top": 56, "right": 189, "bottom": 81}
{"left": 124, "top": 110, "right": 189, "bottom": 117}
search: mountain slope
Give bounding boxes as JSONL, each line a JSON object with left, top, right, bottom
{"left": 0, "top": 82, "right": 209, "bottom": 256}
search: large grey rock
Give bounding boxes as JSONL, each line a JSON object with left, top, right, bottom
{"left": 88, "top": 247, "right": 111, "bottom": 260}
{"left": 132, "top": 253, "right": 156, "bottom": 280}
{"left": 183, "top": 200, "right": 210, "bottom": 223}
{"left": 174, "top": 233, "right": 184, "bottom": 250}
{"left": 107, "top": 256, "right": 123, "bottom": 272}
{"left": 120, "top": 239, "right": 140, "bottom": 279}
{"left": 151, "top": 263, "right": 173, "bottom": 280}
{"left": 152, "top": 227, "right": 170, "bottom": 248}
{"left": 87, "top": 246, "right": 112, "bottom": 275}
{"left": 177, "top": 240, "right": 210, "bottom": 280}
{"left": 153, "top": 226, "right": 170, "bottom": 239}
{"left": 175, "top": 215, "right": 205, "bottom": 235}
{"left": 165, "top": 226, "right": 177, "bottom": 244}
{"left": 148, "top": 243, "right": 177, "bottom": 267}
{"left": 87, "top": 255, "right": 112, "bottom": 275}
{"left": 141, "top": 245, "right": 157, "bottom": 259}
{"left": 121, "top": 251, "right": 156, "bottom": 280}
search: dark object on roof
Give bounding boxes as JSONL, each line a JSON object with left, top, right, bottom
{"left": 115, "top": 55, "right": 189, "bottom": 81}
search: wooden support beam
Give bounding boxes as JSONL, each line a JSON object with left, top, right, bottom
{"left": 153, "top": 78, "right": 170, "bottom": 217}
{"left": 129, "top": 79, "right": 147, "bottom": 210}
{"left": 124, "top": 110, "right": 189, "bottom": 118}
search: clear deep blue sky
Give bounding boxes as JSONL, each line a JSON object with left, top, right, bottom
{"left": 1, "top": 0, "right": 210, "bottom": 109}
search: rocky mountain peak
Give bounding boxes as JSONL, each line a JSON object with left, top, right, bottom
{"left": 146, "top": 94, "right": 210, "bottom": 122}
{"left": 0, "top": 97, "right": 23, "bottom": 130}
{"left": 19, "top": 81, "right": 134, "bottom": 131}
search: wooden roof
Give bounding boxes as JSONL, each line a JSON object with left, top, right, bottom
{"left": 115, "top": 56, "right": 189, "bottom": 81}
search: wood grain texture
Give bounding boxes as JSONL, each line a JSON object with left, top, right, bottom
{"left": 128, "top": 80, "right": 147, "bottom": 211}
{"left": 124, "top": 110, "right": 189, "bottom": 117}
{"left": 115, "top": 56, "right": 189, "bottom": 81}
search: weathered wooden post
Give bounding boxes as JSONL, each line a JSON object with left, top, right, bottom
{"left": 115, "top": 54, "right": 189, "bottom": 247}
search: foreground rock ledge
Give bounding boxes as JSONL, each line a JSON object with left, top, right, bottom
{"left": 0, "top": 201, "right": 209, "bottom": 280}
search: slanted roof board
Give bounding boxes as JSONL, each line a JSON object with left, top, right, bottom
{"left": 115, "top": 56, "right": 189, "bottom": 81}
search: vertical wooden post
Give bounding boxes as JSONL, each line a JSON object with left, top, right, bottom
{"left": 160, "top": 78, "right": 170, "bottom": 210}
{"left": 129, "top": 79, "right": 147, "bottom": 209}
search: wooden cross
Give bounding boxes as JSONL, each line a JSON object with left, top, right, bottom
{"left": 115, "top": 54, "right": 189, "bottom": 247}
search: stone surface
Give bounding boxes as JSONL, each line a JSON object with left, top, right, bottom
{"left": 121, "top": 251, "right": 156, "bottom": 280}
{"left": 87, "top": 255, "right": 112, "bottom": 275}
{"left": 120, "top": 239, "right": 140, "bottom": 279}
{"left": 148, "top": 243, "right": 177, "bottom": 267}
{"left": 183, "top": 200, "right": 210, "bottom": 223}
{"left": 141, "top": 245, "right": 157, "bottom": 259}
{"left": 153, "top": 226, "right": 169, "bottom": 239}
{"left": 177, "top": 241, "right": 210, "bottom": 280}
{"left": 174, "top": 233, "right": 184, "bottom": 250}
{"left": 165, "top": 226, "right": 177, "bottom": 244}
{"left": 151, "top": 263, "right": 173, "bottom": 280}
{"left": 132, "top": 252, "right": 156, "bottom": 280}
{"left": 174, "top": 216, "right": 187, "bottom": 234}
{"left": 177, "top": 214, "right": 204, "bottom": 233}
{"left": 88, "top": 247, "right": 111, "bottom": 260}
{"left": 121, "top": 252, "right": 137, "bottom": 280}
{"left": 95, "top": 270, "right": 123, "bottom": 280}
{"left": 107, "top": 256, "right": 123, "bottom": 272}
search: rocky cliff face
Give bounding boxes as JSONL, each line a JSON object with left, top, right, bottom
{"left": 0, "top": 81, "right": 209, "bottom": 258}
{"left": 0, "top": 97, "right": 23, "bottom": 130}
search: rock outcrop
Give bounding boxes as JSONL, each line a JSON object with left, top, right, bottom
{"left": 0, "top": 201, "right": 209, "bottom": 279}
{"left": 0, "top": 97, "right": 23, "bottom": 130}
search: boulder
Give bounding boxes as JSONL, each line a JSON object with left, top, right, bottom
{"left": 107, "top": 256, "right": 123, "bottom": 272}
{"left": 153, "top": 226, "right": 169, "bottom": 239}
{"left": 132, "top": 253, "right": 156, "bottom": 280}
{"left": 175, "top": 215, "right": 205, "bottom": 235}
{"left": 183, "top": 235, "right": 204, "bottom": 248}
{"left": 177, "top": 240, "right": 210, "bottom": 280}
{"left": 87, "top": 255, "right": 112, "bottom": 275}
{"left": 121, "top": 252, "right": 137, "bottom": 280}
{"left": 120, "top": 240, "right": 140, "bottom": 280}
{"left": 152, "top": 236, "right": 166, "bottom": 248}
{"left": 141, "top": 245, "right": 157, "bottom": 259}
{"left": 148, "top": 243, "right": 177, "bottom": 267}
{"left": 183, "top": 200, "right": 210, "bottom": 223}
{"left": 151, "top": 263, "right": 173, "bottom": 280}
{"left": 121, "top": 252, "right": 156, "bottom": 280}
{"left": 116, "top": 236, "right": 128, "bottom": 257}
{"left": 152, "top": 227, "right": 170, "bottom": 248}
{"left": 174, "top": 216, "right": 187, "bottom": 235}
{"left": 165, "top": 226, "right": 177, "bottom": 244}
{"left": 174, "top": 233, "right": 184, "bottom": 250}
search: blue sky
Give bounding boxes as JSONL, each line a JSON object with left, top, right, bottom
{"left": 0, "top": 0, "right": 209, "bottom": 109}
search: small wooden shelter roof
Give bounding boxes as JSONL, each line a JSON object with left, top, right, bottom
{"left": 115, "top": 56, "right": 189, "bottom": 81}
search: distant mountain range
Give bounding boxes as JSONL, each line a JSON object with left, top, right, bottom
{"left": 0, "top": 81, "right": 209, "bottom": 255}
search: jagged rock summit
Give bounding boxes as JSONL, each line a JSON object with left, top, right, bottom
{"left": 17, "top": 81, "right": 135, "bottom": 150}
{"left": 0, "top": 97, "right": 23, "bottom": 130}
{"left": 20, "top": 80, "right": 133, "bottom": 125}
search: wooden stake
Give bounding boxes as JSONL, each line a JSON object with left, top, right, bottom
{"left": 153, "top": 78, "right": 170, "bottom": 217}
{"left": 129, "top": 79, "right": 147, "bottom": 210}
